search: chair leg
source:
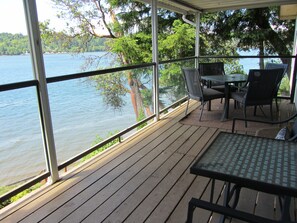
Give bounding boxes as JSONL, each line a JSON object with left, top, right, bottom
{"left": 258, "top": 106, "right": 267, "bottom": 117}
{"left": 254, "top": 106, "right": 257, "bottom": 116}
{"left": 199, "top": 102, "right": 205, "bottom": 121}
{"left": 270, "top": 103, "right": 273, "bottom": 121}
{"left": 244, "top": 106, "right": 247, "bottom": 127}
{"left": 185, "top": 99, "right": 190, "bottom": 115}
{"left": 275, "top": 98, "right": 279, "bottom": 112}
{"left": 208, "top": 101, "right": 211, "bottom": 111}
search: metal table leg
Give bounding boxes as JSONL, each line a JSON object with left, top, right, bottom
{"left": 280, "top": 195, "right": 291, "bottom": 221}
{"left": 219, "top": 182, "right": 231, "bottom": 223}
{"left": 221, "top": 83, "right": 230, "bottom": 121}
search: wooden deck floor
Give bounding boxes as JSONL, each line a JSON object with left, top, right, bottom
{"left": 0, "top": 100, "right": 296, "bottom": 223}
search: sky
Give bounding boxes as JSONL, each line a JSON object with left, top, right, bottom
{"left": 0, "top": 0, "right": 63, "bottom": 34}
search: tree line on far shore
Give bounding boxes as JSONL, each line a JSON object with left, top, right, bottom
{"left": 0, "top": 32, "right": 106, "bottom": 55}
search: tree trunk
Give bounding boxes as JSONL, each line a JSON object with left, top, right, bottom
{"left": 259, "top": 40, "right": 264, "bottom": 69}
{"left": 127, "top": 72, "right": 149, "bottom": 120}
{"left": 254, "top": 8, "right": 292, "bottom": 77}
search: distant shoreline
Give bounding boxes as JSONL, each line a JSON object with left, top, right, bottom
{"left": 0, "top": 50, "right": 107, "bottom": 56}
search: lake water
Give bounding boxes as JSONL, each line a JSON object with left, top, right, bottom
{"left": 0, "top": 51, "right": 259, "bottom": 186}
{"left": 0, "top": 52, "right": 137, "bottom": 186}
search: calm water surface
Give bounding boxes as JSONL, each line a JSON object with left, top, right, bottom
{"left": 0, "top": 52, "right": 136, "bottom": 186}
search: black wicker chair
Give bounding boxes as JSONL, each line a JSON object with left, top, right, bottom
{"left": 265, "top": 63, "right": 288, "bottom": 111}
{"left": 230, "top": 69, "right": 284, "bottom": 126}
{"left": 182, "top": 68, "right": 225, "bottom": 121}
{"left": 232, "top": 113, "right": 297, "bottom": 142}
{"left": 198, "top": 62, "right": 226, "bottom": 92}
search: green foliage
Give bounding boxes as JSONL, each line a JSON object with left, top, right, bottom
{"left": 0, "top": 182, "right": 43, "bottom": 209}
{"left": 48, "top": 1, "right": 293, "bottom": 119}
{"left": 0, "top": 200, "right": 10, "bottom": 209}
{"left": 157, "top": 21, "right": 195, "bottom": 104}
{"left": 159, "top": 62, "right": 185, "bottom": 102}
{"left": 157, "top": 19, "right": 244, "bottom": 104}
{"left": 91, "top": 72, "right": 128, "bottom": 110}
{"left": 106, "top": 33, "right": 152, "bottom": 64}
{"left": 0, "top": 30, "right": 106, "bottom": 55}
{"left": 141, "top": 89, "right": 152, "bottom": 108}
{"left": 10, "top": 183, "right": 43, "bottom": 202}
{"left": 0, "top": 33, "right": 29, "bottom": 55}
{"left": 81, "top": 131, "right": 120, "bottom": 162}
{"left": 279, "top": 75, "right": 290, "bottom": 96}
{"left": 159, "top": 20, "right": 195, "bottom": 60}
{"left": 40, "top": 21, "right": 107, "bottom": 53}
{"left": 0, "top": 184, "right": 18, "bottom": 209}
{"left": 0, "top": 184, "right": 17, "bottom": 196}
{"left": 136, "top": 109, "right": 147, "bottom": 130}
{"left": 207, "top": 7, "right": 294, "bottom": 57}
{"left": 49, "top": 0, "right": 192, "bottom": 120}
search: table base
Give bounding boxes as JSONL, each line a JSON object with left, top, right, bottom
{"left": 186, "top": 181, "right": 293, "bottom": 223}
{"left": 186, "top": 198, "right": 294, "bottom": 223}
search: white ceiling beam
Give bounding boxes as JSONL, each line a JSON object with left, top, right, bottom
{"left": 136, "top": 0, "right": 197, "bottom": 14}
{"left": 137, "top": 0, "right": 297, "bottom": 14}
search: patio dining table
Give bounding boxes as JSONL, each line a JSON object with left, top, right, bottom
{"left": 187, "top": 132, "right": 297, "bottom": 223}
{"left": 201, "top": 74, "right": 247, "bottom": 121}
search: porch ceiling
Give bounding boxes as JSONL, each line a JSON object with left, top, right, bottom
{"left": 138, "top": 0, "right": 297, "bottom": 14}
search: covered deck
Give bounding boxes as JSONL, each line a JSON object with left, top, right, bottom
{"left": 1, "top": 100, "right": 296, "bottom": 223}
{"left": 1, "top": 1, "right": 297, "bottom": 222}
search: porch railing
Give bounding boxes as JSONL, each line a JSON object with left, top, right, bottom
{"left": 1, "top": 54, "right": 296, "bottom": 205}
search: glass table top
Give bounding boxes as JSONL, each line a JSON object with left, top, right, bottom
{"left": 201, "top": 74, "right": 247, "bottom": 83}
{"left": 191, "top": 132, "right": 297, "bottom": 196}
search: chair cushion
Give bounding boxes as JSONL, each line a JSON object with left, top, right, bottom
{"left": 288, "top": 120, "right": 297, "bottom": 141}
{"left": 255, "top": 121, "right": 295, "bottom": 140}
{"left": 203, "top": 88, "right": 225, "bottom": 101}
{"left": 275, "top": 127, "right": 288, "bottom": 140}
{"left": 231, "top": 92, "right": 246, "bottom": 103}
{"left": 211, "top": 85, "right": 225, "bottom": 92}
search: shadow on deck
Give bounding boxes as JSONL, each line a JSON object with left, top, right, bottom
{"left": 0, "top": 99, "right": 296, "bottom": 223}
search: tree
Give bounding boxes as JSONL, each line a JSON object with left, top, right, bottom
{"left": 50, "top": 0, "right": 182, "bottom": 119}
{"left": 207, "top": 7, "right": 294, "bottom": 73}
{"left": 0, "top": 33, "right": 29, "bottom": 55}
{"left": 47, "top": 1, "right": 250, "bottom": 119}
{"left": 156, "top": 13, "right": 243, "bottom": 104}
{"left": 39, "top": 21, "right": 106, "bottom": 53}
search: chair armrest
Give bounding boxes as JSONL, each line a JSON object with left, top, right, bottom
{"left": 231, "top": 113, "right": 297, "bottom": 133}
{"left": 231, "top": 85, "right": 247, "bottom": 91}
{"left": 255, "top": 127, "right": 281, "bottom": 139}
{"left": 288, "top": 133, "right": 297, "bottom": 142}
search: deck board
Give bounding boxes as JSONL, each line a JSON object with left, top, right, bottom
{"left": 166, "top": 176, "right": 211, "bottom": 222}
{"left": 254, "top": 192, "right": 276, "bottom": 220}
{"left": 56, "top": 124, "right": 188, "bottom": 222}
{"left": 2, "top": 102, "right": 192, "bottom": 222}
{"left": 229, "top": 188, "right": 257, "bottom": 223}
{"left": 103, "top": 125, "right": 200, "bottom": 223}
{"left": 77, "top": 125, "right": 192, "bottom": 222}
{"left": 1, "top": 114, "right": 182, "bottom": 221}
{"left": 0, "top": 100, "right": 296, "bottom": 223}
{"left": 197, "top": 180, "right": 226, "bottom": 223}
{"left": 27, "top": 124, "right": 186, "bottom": 222}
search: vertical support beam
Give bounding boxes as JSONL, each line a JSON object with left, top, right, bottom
{"left": 291, "top": 53, "right": 297, "bottom": 104}
{"left": 292, "top": 17, "right": 297, "bottom": 106}
{"left": 23, "top": 0, "right": 59, "bottom": 183}
{"left": 152, "top": 0, "right": 160, "bottom": 120}
{"left": 195, "top": 12, "right": 201, "bottom": 68}
{"left": 292, "top": 18, "right": 297, "bottom": 58}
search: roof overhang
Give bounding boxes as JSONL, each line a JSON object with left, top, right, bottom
{"left": 280, "top": 4, "right": 297, "bottom": 20}
{"left": 137, "top": 0, "right": 297, "bottom": 15}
